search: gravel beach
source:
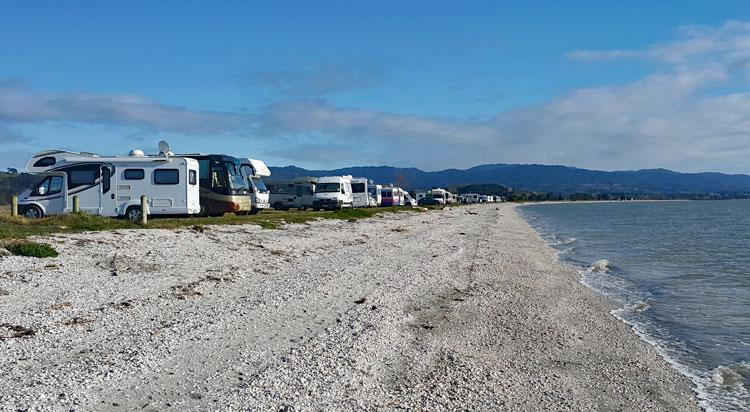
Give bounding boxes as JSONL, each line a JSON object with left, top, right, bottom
{"left": 0, "top": 204, "right": 699, "bottom": 411}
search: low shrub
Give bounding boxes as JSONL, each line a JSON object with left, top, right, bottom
{"left": 6, "top": 242, "right": 59, "bottom": 258}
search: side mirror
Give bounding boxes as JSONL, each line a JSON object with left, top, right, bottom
{"left": 38, "top": 186, "right": 47, "bottom": 195}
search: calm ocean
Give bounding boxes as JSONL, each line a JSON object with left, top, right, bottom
{"left": 519, "top": 200, "right": 750, "bottom": 412}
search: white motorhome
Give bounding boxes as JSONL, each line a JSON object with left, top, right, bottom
{"left": 430, "top": 188, "right": 448, "bottom": 205}
{"left": 313, "top": 175, "right": 353, "bottom": 210}
{"left": 19, "top": 146, "right": 200, "bottom": 221}
{"left": 351, "top": 177, "right": 372, "bottom": 208}
{"left": 403, "top": 191, "right": 417, "bottom": 207}
{"left": 240, "top": 158, "right": 271, "bottom": 214}
{"left": 464, "top": 193, "right": 480, "bottom": 204}
{"left": 266, "top": 178, "right": 317, "bottom": 210}
{"left": 368, "top": 184, "right": 382, "bottom": 206}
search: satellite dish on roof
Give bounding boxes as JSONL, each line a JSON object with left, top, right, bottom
{"left": 158, "top": 140, "right": 171, "bottom": 156}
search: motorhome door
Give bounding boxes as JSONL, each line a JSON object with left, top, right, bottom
{"left": 99, "top": 165, "right": 117, "bottom": 216}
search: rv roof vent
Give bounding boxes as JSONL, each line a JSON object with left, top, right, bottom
{"left": 129, "top": 149, "right": 146, "bottom": 157}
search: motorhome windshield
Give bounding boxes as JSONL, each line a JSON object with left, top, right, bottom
{"left": 316, "top": 183, "right": 341, "bottom": 193}
{"left": 226, "top": 161, "right": 248, "bottom": 191}
{"left": 352, "top": 183, "right": 366, "bottom": 193}
{"left": 252, "top": 177, "right": 268, "bottom": 193}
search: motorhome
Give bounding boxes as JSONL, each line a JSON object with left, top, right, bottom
{"left": 351, "top": 177, "right": 372, "bottom": 208}
{"left": 179, "top": 153, "right": 251, "bottom": 216}
{"left": 403, "top": 191, "right": 417, "bottom": 207}
{"left": 381, "top": 187, "right": 399, "bottom": 206}
{"left": 313, "top": 175, "right": 353, "bottom": 210}
{"left": 20, "top": 144, "right": 200, "bottom": 221}
{"left": 239, "top": 158, "right": 271, "bottom": 214}
{"left": 430, "top": 188, "right": 448, "bottom": 205}
{"left": 368, "top": 184, "right": 382, "bottom": 206}
{"left": 464, "top": 193, "right": 480, "bottom": 204}
{"left": 266, "top": 178, "right": 317, "bottom": 210}
{"left": 479, "top": 195, "right": 489, "bottom": 203}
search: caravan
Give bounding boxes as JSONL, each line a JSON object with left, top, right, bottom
{"left": 313, "top": 176, "right": 353, "bottom": 210}
{"left": 266, "top": 178, "right": 317, "bottom": 210}
{"left": 240, "top": 158, "right": 271, "bottom": 214}
{"left": 20, "top": 144, "right": 200, "bottom": 221}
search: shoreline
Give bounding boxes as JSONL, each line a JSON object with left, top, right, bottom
{"left": 0, "top": 204, "right": 699, "bottom": 410}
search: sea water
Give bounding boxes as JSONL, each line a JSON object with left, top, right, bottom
{"left": 519, "top": 200, "right": 750, "bottom": 411}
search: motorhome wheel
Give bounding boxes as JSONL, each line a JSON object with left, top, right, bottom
{"left": 23, "top": 205, "right": 43, "bottom": 219}
{"left": 126, "top": 206, "right": 142, "bottom": 224}
{"left": 250, "top": 207, "right": 261, "bottom": 215}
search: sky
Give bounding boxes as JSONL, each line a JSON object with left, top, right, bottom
{"left": 2, "top": 1, "right": 750, "bottom": 173}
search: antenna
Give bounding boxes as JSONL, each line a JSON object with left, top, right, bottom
{"left": 158, "top": 140, "right": 171, "bottom": 156}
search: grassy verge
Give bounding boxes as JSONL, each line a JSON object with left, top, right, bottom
{"left": 0, "top": 206, "right": 424, "bottom": 242}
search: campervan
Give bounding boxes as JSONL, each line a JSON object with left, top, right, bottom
{"left": 239, "top": 158, "right": 271, "bottom": 214}
{"left": 464, "top": 193, "right": 480, "bottom": 204}
{"left": 313, "top": 176, "right": 353, "bottom": 210}
{"left": 403, "top": 192, "right": 417, "bottom": 207}
{"left": 368, "top": 184, "right": 382, "bottom": 207}
{"left": 430, "top": 188, "right": 448, "bottom": 205}
{"left": 266, "top": 178, "right": 317, "bottom": 210}
{"left": 179, "top": 154, "right": 251, "bottom": 216}
{"left": 381, "top": 187, "right": 399, "bottom": 206}
{"left": 20, "top": 144, "right": 200, "bottom": 221}
{"left": 351, "top": 177, "right": 372, "bottom": 208}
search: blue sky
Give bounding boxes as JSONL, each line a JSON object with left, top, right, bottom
{"left": 2, "top": 1, "right": 750, "bottom": 172}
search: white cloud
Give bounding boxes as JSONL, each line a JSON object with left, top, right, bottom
{"left": 0, "top": 81, "right": 240, "bottom": 135}
{"left": 256, "top": 20, "right": 750, "bottom": 173}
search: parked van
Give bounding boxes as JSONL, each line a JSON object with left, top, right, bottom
{"left": 179, "top": 153, "right": 251, "bottom": 216}
{"left": 20, "top": 146, "right": 200, "bottom": 221}
{"left": 239, "top": 158, "right": 271, "bottom": 214}
{"left": 368, "top": 184, "right": 382, "bottom": 207}
{"left": 266, "top": 178, "right": 317, "bottom": 210}
{"left": 430, "top": 188, "right": 448, "bottom": 205}
{"left": 313, "top": 176, "right": 353, "bottom": 210}
{"left": 351, "top": 177, "right": 372, "bottom": 208}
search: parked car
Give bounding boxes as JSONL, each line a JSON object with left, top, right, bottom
{"left": 418, "top": 197, "right": 440, "bottom": 206}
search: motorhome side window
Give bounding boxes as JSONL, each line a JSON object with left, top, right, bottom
{"left": 123, "top": 169, "right": 145, "bottom": 180}
{"left": 189, "top": 170, "right": 197, "bottom": 185}
{"left": 67, "top": 165, "right": 99, "bottom": 189}
{"left": 154, "top": 169, "right": 179, "bottom": 185}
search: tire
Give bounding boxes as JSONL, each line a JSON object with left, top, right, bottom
{"left": 23, "top": 205, "right": 43, "bottom": 219}
{"left": 313, "top": 208, "right": 320, "bottom": 212}
{"left": 126, "top": 206, "right": 142, "bottom": 224}
{"left": 198, "top": 203, "right": 209, "bottom": 217}
{"left": 250, "top": 207, "right": 261, "bottom": 215}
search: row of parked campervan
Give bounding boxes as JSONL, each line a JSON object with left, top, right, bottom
{"left": 17, "top": 141, "right": 273, "bottom": 221}
{"left": 415, "top": 188, "right": 506, "bottom": 205}
{"left": 265, "top": 177, "right": 416, "bottom": 211}
{"left": 16, "top": 141, "right": 419, "bottom": 221}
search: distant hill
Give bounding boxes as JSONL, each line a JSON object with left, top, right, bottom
{"left": 0, "top": 172, "right": 38, "bottom": 204}
{"left": 268, "top": 164, "right": 750, "bottom": 198}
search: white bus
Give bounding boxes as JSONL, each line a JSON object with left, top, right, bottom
{"left": 20, "top": 147, "right": 200, "bottom": 222}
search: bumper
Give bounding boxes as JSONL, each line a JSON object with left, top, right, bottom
{"left": 313, "top": 199, "right": 343, "bottom": 210}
